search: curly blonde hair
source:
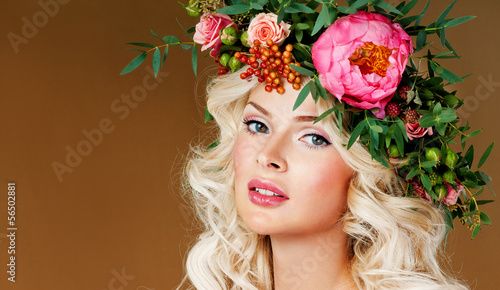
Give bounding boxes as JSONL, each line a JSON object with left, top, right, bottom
{"left": 178, "top": 67, "right": 468, "bottom": 290}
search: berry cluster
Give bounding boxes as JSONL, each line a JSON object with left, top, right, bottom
{"left": 218, "top": 39, "right": 303, "bottom": 94}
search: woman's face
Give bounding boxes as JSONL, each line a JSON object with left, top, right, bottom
{"left": 233, "top": 81, "right": 354, "bottom": 236}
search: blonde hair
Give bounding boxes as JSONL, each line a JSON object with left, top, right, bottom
{"left": 178, "top": 67, "right": 468, "bottom": 289}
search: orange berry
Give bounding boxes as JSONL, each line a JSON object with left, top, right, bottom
{"left": 274, "top": 59, "right": 282, "bottom": 66}
{"left": 240, "top": 72, "right": 248, "bottom": 79}
{"left": 265, "top": 76, "right": 273, "bottom": 83}
{"left": 294, "top": 76, "right": 301, "bottom": 83}
{"left": 274, "top": 51, "right": 282, "bottom": 58}
{"left": 273, "top": 78, "right": 280, "bottom": 85}
{"left": 254, "top": 40, "right": 261, "bottom": 47}
{"left": 271, "top": 45, "right": 279, "bottom": 52}
{"left": 288, "top": 73, "right": 295, "bottom": 81}
{"left": 293, "top": 83, "right": 301, "bottom": 90}
{"left": 283, "top": 57, "right": 291, "bottom": 64}
{"left": 265, "top": 85, "right": 272, "bottom": 92}
{"left": 283, "top": 51, "right": 291, "bottom": 58}
{"left": 266, "top": 39, "right": 274, "bottom": 47}
{"left": 271, "top": 83, "right": 278, "bottom": 88}
{"left": 260, "top": 55, "right": 268, "bottom": 62}
{"left": 269, "top": 72, "right": 277, "bottom": 79}
{"left": 276, "top": 86, "right": 285, "bottom": 94}
{"left": 286, "top": 44, "right": 293, "bottom": 52}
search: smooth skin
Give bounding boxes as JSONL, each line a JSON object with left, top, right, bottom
{"left": 233, "top": 80, "right": 356, "bottom": 289}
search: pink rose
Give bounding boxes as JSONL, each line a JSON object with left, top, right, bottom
{"left": 442, "top": 181, "right": 463, "bottom": 206}
{"left": 412, "top": 181, "right": 431, "bottom": 202}
{"left": 405, "top": 122, "right": 433, "bottom": 141}
{"left": 193, "top": 13, "right": 236, "bottom": 58}
{"left": 312, "top": 11, "right": 412, "bottom": 118}
{"left": 247, "top": 13, "right": 291, "bottom": 47}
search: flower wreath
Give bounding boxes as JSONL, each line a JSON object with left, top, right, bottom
{"left": 121, "top": 0, "right": 495, "bottom": 239}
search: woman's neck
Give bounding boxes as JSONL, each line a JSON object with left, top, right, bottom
{"left": 270, "top": 224, "right": 355, "bottom": 290}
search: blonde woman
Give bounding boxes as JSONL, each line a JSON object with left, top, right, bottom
{"left": 179, "top": 70, "right": 467, "bottom": 289}
{"left": 122, "top": 1, "right": 493, "bottom": 288}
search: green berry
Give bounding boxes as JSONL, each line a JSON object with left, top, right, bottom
{"left": 444, "top": 148, "right": 458, "bottom": 169}
{"left": 240, "top": 31, "right": 251, "bottom": 47}
{"left": 429, "top": 172, "right": 442, "bottom": 187}
{"left": 220, "top": 27, "right": 238, "bottom": 46}
{"left": 433, "top": 184, "right": 447, "bottom": 200}
{"left": 182, "top": 2, "right": 201, "bottom": 17}
{"left": 219, "top": 53, "right": 231, "bottom": 67}
{"left": 425, "top": 147, "right": 441, "bottom": 163}
{"left": 229, "top": 56, "right": 242, "bottom": 72}
{"left": 443, "top": 169, "right": 456, "bottom": 184}
{"left": 387, "top": 144, "right": 401, "bottom": 158}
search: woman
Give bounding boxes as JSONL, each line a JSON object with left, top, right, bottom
{"left": 122, "top": 1, "right": 493, "bottom": 288}
{"left": 179, "top": 70, "right": 467, "bottom": 289}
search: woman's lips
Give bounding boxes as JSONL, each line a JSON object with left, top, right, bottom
{"left": 248, "top": 179, "right": 289, "bottom": 206}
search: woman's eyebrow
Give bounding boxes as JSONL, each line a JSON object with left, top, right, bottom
{"left": 294, "top": 116, "right": 318, "bottom": 122}
{"left": 247, "top": 101, "right": 271, "bottom": 117}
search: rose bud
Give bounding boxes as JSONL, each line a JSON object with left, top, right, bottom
{"left": 444, "top": 148, "right": 458, "bottom": 169}
{"left": 219, "top": 53, "right": 231, "bottom": 67}
{"left": 220, "top": 27, "right": 238, "bottom": 46}
{"left": 443, "top": 169, "right": 456, "bottom": 184}
{"left": 425, "top": 147, "right": 441, "bottom": 163}
{"left": 229, "top": 56, "right": 242, "bottom": 72}
{"left": 433, "top": 184, "right": 447, "bottom": 200}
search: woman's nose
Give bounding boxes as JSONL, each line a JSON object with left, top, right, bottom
{"left": 256, "top": 134, "right": 288, "bottom": 172}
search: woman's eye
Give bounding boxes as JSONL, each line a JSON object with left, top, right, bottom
{"left": 302, "top": 134, "right": 331, "bottom": 147}
{"left": 245, "top": 120, "right": 269, "bottom": 134}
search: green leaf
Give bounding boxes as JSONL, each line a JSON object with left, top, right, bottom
{"left": 126, "top": 42, "right": 156, "bottom": 48}
{"left": 204, "top": 107, "right": 213, "bottom": 123}
{"left": 347, "top": 119, "right": 367, "bottom": 149}
{"left": 416, "top": 29, "right": 427, "bottom": 51}
{"left": 191, "top": 45, "right": 198, "bottom": 76}
{"left": 438, "top": 108, "right": 457, "bottom": 123}
{"left": 419, "top": 114, "right": 437, "bottom": 128}
{"left": 162, "top": 36, "right": 180, "bottom": 45}
{"left": 478, "top": 142, "right": 494, "bottom": 168}
{"left": 415, "top": 0, "right": 430, "bottom": 28}
{"left": 312, "top": 4, "right": 329, "bottom": 36}
{"left": 399, "top": 0, "right": 419, "bottom": 17}
{"left": 476, "top": 199, "right": 494, "bottom": 205}
{"left": 433, "top": 102, "right": 442, "bottom": 115}
{"left": 468, "top": 129, "right": 482, "bottom": 138}
{"left": 293, "top": 82, "right": 311, "bottom": 110}
{"left": 295, "top": 29, "right": 303, "bottom": 42}
{"left": 161, "top": 46, "right": 168, "bottom": 68}
{"left": 315, "top": 107, "right": 335, "bottom": 124}
{"left": 296, "top": 23, "right": 310, "bottom": 30}
{"left": 337, "top": 6, "right": 357, "bottom": 14}
{"left": 285, "top": 3, "right": 314, "bottom": 13}
{"left": 437, "top": 0, "right": 457, "bottom": 26}
{"left": 289, "top": 64, "right": 315, "bottom": 77}
{"left": 250, "top": 2, "right": 264, "bottom": 10}
{"left": 385, "top": 123, "right": 396, "bottom": 147}
{"left": 120, "top": 53, "right": 147, "bottom": 75}
{"left": 395, "top": 118, "right": 408, "bottom": 141}
{"left": 420, "top": 161, "right": 437, "bottom": 169}
{"left": 152, "top": 48, "right": 161, "bottom": 78}
{"left": 181, "top": 43, "right": 192, "bottom": 50}
{"left": 406, "top": 166, "right": 418, "bottom": 181}
{"left": 291, "top": 43, "right": 312, "bottom": 63}
{"left": 471, "top": 225, "right": 481, "bottom": 239}
{"left": 445, "top": 16, "right": 476, "bottom": 28}
{"left": 430, "top": 62, "right": 463, "bottom": 84}
{"left": 374, "top": 0, "right": 403, "bottom": 15}
{"left": 421, "top": 174, "right": 432, "bottom": 192}
{"left": 479, "top": 212, "right": 492, "bottom": 225}
{"left": 371, "top": 125, "right": 383, "bottom": 133}
{"left": 207, "top": 140, "right": 220, "bottom": 150}
{"left": 348, "top": 0, "right": 370, "bottom": 10}
{"left": 216, "top": 4, "right": 251, "bottom": 14}
{"left": 315, "top": 77, "right": 328, "bottom": 101}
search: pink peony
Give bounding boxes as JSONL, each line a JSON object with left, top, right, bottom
{"left": 442, "top": 181, "right": 463, "bottom": 206}
{"left": 412, "top": 181, "right": 431, "bottom": 202}
{"left": 193, "top": 13, "right": 236, "bottom": 58}
{"left": 246, "top": 13, "right": 291, "bottom": 47}
{"left": 405, "top": 122, "right": 433, "bottom": 141}
{"left": 312, "top": 11, "right": 412, "bottom": 118}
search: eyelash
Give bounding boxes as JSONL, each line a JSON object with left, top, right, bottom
{"left": 242, "top": 118, "right": 332, "bottom": 148}
{"left": 243, "top": 118, "right": 268, "bottom": 135}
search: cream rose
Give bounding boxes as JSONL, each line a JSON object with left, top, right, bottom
{"left": 246, "top": 13, "right": 291, "bottom": 47}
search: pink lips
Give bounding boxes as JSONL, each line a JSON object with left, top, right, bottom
{"left": 248, "top": 179, "right": 289, "bottom": 206}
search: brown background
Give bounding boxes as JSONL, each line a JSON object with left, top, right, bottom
{"left": 1, "top": 0, "right": 499, "bottom": 289}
